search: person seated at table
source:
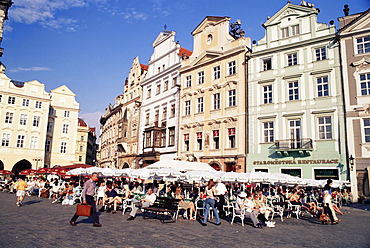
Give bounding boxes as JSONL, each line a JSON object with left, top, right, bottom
{"left": 127, "top": 188, "right": 156, "bottom": 220}
{"left": 237, "top": 192, "right": 263, "bottom": 228}
{"left": 103, "top": 181, "right": 119, "bottom": 213}
{"left": 174, "top": 186, "right": 196, "bottom": 220}
{"left": 96, "top": 182, "right": 106, "bottom": 205}
{"left": 253, "top": 193, "right": 272, "bottom": 221}
{"left": 342, "top": 189, "right": 351, "bottom": 206}
{"left": 131, "top": 181, "right": 143, "bottom": 194}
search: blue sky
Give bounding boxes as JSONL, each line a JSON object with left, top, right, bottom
{"left": 2, "top": 0, "right": 369, "bottom": 132}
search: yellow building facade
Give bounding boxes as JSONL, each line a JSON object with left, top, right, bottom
{"left": 178, "top": 16, "right": 251, "bottom": 172}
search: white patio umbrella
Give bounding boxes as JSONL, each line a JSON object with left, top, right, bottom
{"left": 154, "top": 167, "right": 181, "bottom": 177}
{"left": 184, "top": 170, "right": 216, "bottom": 181}
{"left": 117, "top": 168, "right": 133, "bottom": 177}
{"left": 245, "top": 171, "right": 265, "bottom": 183}
{"left": 101, "top": 168, "right": 116, "bottom": 177}
{"left": 66, "top": 167, "right": 88, "bottom": 175}
{"left": 85, "top": 167, "right": 104, "bottom": 175}
{"left": 129, "top": 168, "right": 152, "bottom": 179}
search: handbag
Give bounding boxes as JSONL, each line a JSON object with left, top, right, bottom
{"left": 76, "top": 204, "right": 92, "bottom": 217}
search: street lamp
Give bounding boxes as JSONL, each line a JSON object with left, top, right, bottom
{"left": 349, "top": 155, "right": 355, "bottom": 171}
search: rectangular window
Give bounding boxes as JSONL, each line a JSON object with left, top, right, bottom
{"left": 263, "top": 122, "right": 274, "bottom": 143}
{"left": 33, "top": 116, "right": 40, "bottom": 127}
{"left": 154, "top": 131, "right": 161, "bottom": 147}
{"left": 60, "top": 142, "right": 67, "bottom": 153}
{"left": 79, "top": 156, "right": 83, "bottom": 162}
{"left": 145, "top": 132, "right": 151, "bottom": 147}
{"left": 213, "top": 93, "right": 221, "bottom": 110}
{"left": 198, "top": 71, "right": 204, "bottom": 84}
{"left": 17, "top": 135, "right": 25, "bottom": 148}
{"left": 281, "top": 27, "right": 289, "bottom": 38}
{"left": 288, "top": 81, "right": 299, "bottom": 100}
{"left": 364, "top": 119, "right": 370, "bottom": 142}
{"left": 62, "top": 124, "right": 69, "bottom": 134}
{"left": 1, "top": 133, "right": 10, "bottom": 147}
{"left": 262, "top": 58, "right": 272, "bottom": 71}
{"left": 49, "top": 108, "right": 55, "bottom": 116}
{"left": 318, "top": 116, "right": 332, "bottom": 140}
{"left": 172, "top": 77, "right": 177, "bottom": 88}
{"left": 147, "top": 88, "right": 151, "bottom": 99}
{"left": 5, "top": 112, "right": 13, "bottom": 124}
{"left": 213, "top": 130, "right": 220, "bottom": 149}
{"left": 287, "top": 53, "right": 298, "bottom": 66}
{"left": 8, "top": 96, "right": 15, "bottom": 104}
{"left": 184, "top": 134, "right": 189, "bottom": 151}
{"left": 20, "top": 114, "right": 28, "bottom": 125}
{"left": 0, "top": 95, "right": 2, "bottom": 102}
{"left": 35, "top": 101, "right": 42, "bottom": 109}
{"left": 22, "top": 99, "right": 29, "bottom": 107}
{"left": 186, "top": 76, "right": 192, "bottom": 88}
{"left": 168, "top": 127, "right": 175, "bottom": 146}
{"left": 164, "top": 81, "right": 168, "bottom": 91}
{"left": 64, "top": 111, "right": 70, "bottom": 117}
{"left": 170, "top": 104, "right": 175, "bottom": 118}
{"left": 162, "top": 107, "right": 167, "bottom": 120}
{"left": 360, "top": 73, "right": 370, "bottom": 96}
{"left": 228, "top": 128, "right": 236, "bottom": 148}
{"left": 160, "top": 130, "right": 166, "bottom": 147}
{"left": 47, "top": 122, "right": 53, "bottom": 132}
{"left": 228, "top": 89, "right": 236, "bottom": 107}
{"left": 263, "top": 85, "right": 273, "bottom": 104}
{"left": 197, "top": 132, "right": 203, "bottom": 150}
{"left": 81, "top": 136, "right": 84, "bottom": 141}
{"left": 357, "top": 35, "right": 370, "bottom": 54}
{"left": 213, "top": 66, "right": 220, "bottom": 80}
{"left": 197, "top": 97, "right": 204, "bottom": 113}
{"left": 30, "top": 136, "right": 38, "bottom": 149}
{"left": 317, "top": 76, "right": 329, "bottom": 97}
{"left": 145, "top": 113, "right": 150, "bottom": 125}
{"left": 228, "top": 61, "right": 236, "bottom": 75}
{"left": 156, "top": 84, "right": 161, "bottom": 95}
{"left": 185, "top": 100, "right": 191, "bottom": 115}
{"left": 291, "top": 25, "right": 299, "bottom": 36}
{"left": 315, "top": 47, "right": 326, "bottom": 61}
{"left": 79, "top": 146, "right": 83, "bottom": 151}
{"left": 45, "top": 140, "right": 51, "bottom": 152}
{"left": 155, "top": 110, "right": 159, "bottom": 125}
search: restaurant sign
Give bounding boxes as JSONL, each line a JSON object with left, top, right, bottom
{"left": 253, "top": 159, "right": 339, "bottom": 165}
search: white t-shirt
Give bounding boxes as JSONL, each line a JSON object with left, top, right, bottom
{"left": 215, "top": 183, "right": 227, "bottom": 195}
{"left": 145, "top": 193, "right": 157, "bottom": 205}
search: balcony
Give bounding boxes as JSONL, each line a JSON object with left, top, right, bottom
{"left": 274, "top": 138, "right": 313, "bottom": 155}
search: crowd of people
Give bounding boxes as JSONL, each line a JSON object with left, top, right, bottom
{"left": 0, "top": 174, "right": 352, "bottom": 228}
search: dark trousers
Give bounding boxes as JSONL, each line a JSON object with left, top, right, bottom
{"left": 216, "top": 195, "right": 225, "bottom": 217}
{"left": 324, "top": 204, "right": 335, "bottom": 223}
{"left": 71, "top": 195, "right": 99, "bottom": 224}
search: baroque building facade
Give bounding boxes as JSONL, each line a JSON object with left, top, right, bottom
{"left": 75, "top": 118, "right": 97, "bottom": 165}
{"left": 137, "top": 30, "right": 191, "bottom": 167}
{"left": 178, "top": 16, "right": 250, "bottom": 172}
{"left": 338, "top": 7, "right": 370, "bottom": 198}
{"left": 99, "top": 58, "right": 147, "bottom": 168}
{"left": 0, "top": 74, "right": 81, "bottom": 172}
{"left": 247, "top": 3, "right": 347, "bottom": 181}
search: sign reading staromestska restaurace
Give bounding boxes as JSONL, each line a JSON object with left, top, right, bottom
{"left": 253, "top": 159, "right": 339, "bottom": 165}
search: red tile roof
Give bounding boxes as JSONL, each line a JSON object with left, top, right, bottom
{"left": 140, "top": 64, "right": 148, "bottom": 70}
{"left": 78, "top": 118, "right": 88, "bottom": 127}
{"left": 179, "top": 47, "right": 192, "bottom": 57}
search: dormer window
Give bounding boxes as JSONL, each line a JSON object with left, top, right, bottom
{"left": 281, "top": 25, "right": 299, "bottom": 38}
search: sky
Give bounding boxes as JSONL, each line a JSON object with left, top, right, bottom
{"left": 1, "top": 0, "right": 369, "bottom": 135}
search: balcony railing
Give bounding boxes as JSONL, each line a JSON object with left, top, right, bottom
{"left": 274, "top": 138, "right": 313, "bottom": 150}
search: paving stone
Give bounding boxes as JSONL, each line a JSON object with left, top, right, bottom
{"left": 0, "top": 192, "right": 369, "bottom": 247}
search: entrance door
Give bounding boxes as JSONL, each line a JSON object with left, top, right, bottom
{"left": 289, "top": 119, "right": 301, "bottom": 149}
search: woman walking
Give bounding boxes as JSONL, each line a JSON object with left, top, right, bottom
{"left": 201, "top": 179, "right": 221, "bottom": 226}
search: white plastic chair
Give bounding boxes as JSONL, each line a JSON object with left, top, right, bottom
{"left": 122, "top": 198, "right": 133, "bottom": 215}
{"left": 287, "top": 202, "right": 301, "bottom": 219}
{"left": 230, "top": 202, "right": 245, "bottom": 226}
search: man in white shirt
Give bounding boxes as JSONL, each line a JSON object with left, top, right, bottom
{"left": 215, "top": 181, "right": 228, "bottom": 218}
{"left": 127, "top": 188, "right": 156, "bottom": 220}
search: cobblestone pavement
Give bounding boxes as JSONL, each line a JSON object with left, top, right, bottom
{"left": 1, "top": 192, "right": 369, "bottom": 248}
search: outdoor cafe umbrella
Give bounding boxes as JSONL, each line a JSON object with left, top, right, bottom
{"left": 66, "top": 167, "right": 88, "bottom": 176}
{"left": 50, "top": 167, "right": 71, "bottom": 176}
{"left": 19, "top": 169, "right": 37, "bottom": 176}
{"left": 35, "top": 168, "right": 52, "bottom": 174}
{"left": 0, "top": 170, "right": 14, "bottom": 175}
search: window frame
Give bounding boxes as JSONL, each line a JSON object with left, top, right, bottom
{"left": 213, "top": 66, "right": 221, "bottom": 80}
{"left": 318, "top": 116, "right": 332, "bottom": 140}
{"left": 228, "top": 89, "right": 236, "bottom": 107}
{"left": 317, "top": 76, "right": 329, "bottom": 97}
{"left": 263, "top": 85, "right": 273, "bottom": 104}
{"left": 288, "top": 81, "right": 299, "bottom": 101}
{"left": 263, "top": 122, "right": 274, "bottom": 143}
{"left": 228, "top": 61, "right": 236, "bottom": 75}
